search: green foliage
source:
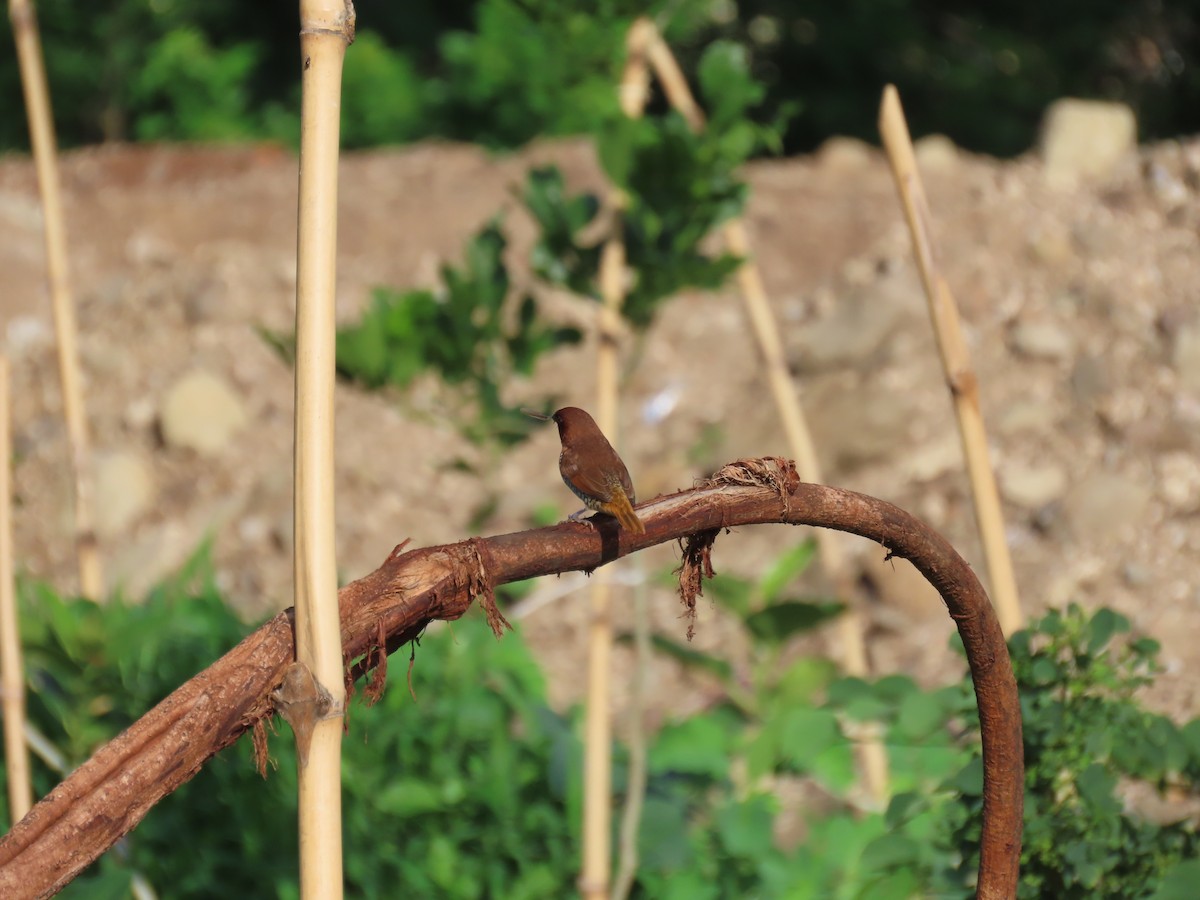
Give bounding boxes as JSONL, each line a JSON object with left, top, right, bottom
{"left": 129, "top": 26, "right": 260, "bottom": 141}
{"left": 10, "top": 556, "right": 584, "bottom": 896}
{"left": 10, "top": 544, "right": 1200, "bottom": 897}
{"left": 7, "top": 552, "right": 798, "bottom": 897}
{"left": 433, "top": 0, "right": 627, "bottom": 148}
{"left": 523, "top": 40, "right": 779, "bottom": 330}
{"left": 329, "top": 221, "right": 581, "bottom": 449}
{"left": 2, "top": 1, "right": 1198, "bottom": 155}
{"left": 643, "top": 545, "right": 1200, "bottom": 897}
{"left": 339, "top": 30, "right": 429, "bottom": 149}
{"left": 924, "top": 603, "right": 1200, "bottom": 898}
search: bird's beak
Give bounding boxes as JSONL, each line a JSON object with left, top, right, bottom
{"left": 521, "top": 408, "right": 552, "bottom": 421}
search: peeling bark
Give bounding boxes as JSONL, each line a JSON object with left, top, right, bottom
{"left": 0, "top": 459, "right": 1022, "bottom": 898}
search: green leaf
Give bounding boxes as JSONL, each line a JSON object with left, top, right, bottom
{"left": 778, "top": 707, "right": 844, "bottom": 776}
{"left": 860, "top": 832, "right": 921, "bottom": 872}
{"left": 699, "top": 572, "right": 754, "bottom": 616}
{"left": 743, "top": 601, "right": 844, "bottom": 645}
{"left": 696, "top": 41, "right": 764, "bottom": 130}
{"left": 716, "top": 794, "right": 776, "bottom": 857}
{"left": 1151, "top": 860, "right": 1200, "bottom": 899}
{"left": 641, "top": 633, "right": 734, "bottom": 683}
{"left": 894, "top": 689, "right": 951, "bottom": 741}
{"left": 756, "top": 539, "right": 818, "bottom": 603}
{"left": 1085, "top": 607, "right": 1127, "bottom": 654}
{"left": 649, "top": 715, "right": 734, "bottom": 779}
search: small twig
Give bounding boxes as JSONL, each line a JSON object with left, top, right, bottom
{"left": 878, "top": 85, "right": 1023, "bottom": 635}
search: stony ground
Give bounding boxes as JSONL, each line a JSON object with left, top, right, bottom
{"left": 2, "top": 132, "right": 1200, "bottom": 733}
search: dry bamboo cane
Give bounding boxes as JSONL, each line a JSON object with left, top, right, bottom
{"left": 9, "top": 0, "right": 102, "bottom": 600}
{"left": 579, "top": 24, "right": 654, "bottom": 900}
{"left": 0, "top": 357, "right": 33, "bottom": 823}
{"left": 282, "top": 3, "right": 354, "bottom": 898}
{"left": 641, "top": 19, "right": 889, "bottom": 803}
{"left": 878, "top": 86, "right": 1022, "bottom": 636}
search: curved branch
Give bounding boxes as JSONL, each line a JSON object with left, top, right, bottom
{"left": 0, "top": 458, "right": 1022, "bottom": 898}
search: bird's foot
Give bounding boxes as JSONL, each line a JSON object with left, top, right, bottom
{"left": 566, "top": 508, "right": 597, "bottom": 528}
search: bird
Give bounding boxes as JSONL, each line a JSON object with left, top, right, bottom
{"left": 528, "top": 406, "right": 646, "bottom": 534}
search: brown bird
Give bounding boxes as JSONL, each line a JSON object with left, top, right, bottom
{"left": 529, "top": 406, "right": 646, "bottom": 534}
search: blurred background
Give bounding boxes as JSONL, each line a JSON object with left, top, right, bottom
{"left": 1, "top": 0, "right": 1198, "bottom": 156}
{"left": 5, "top": 1, "right": 1200, "bottom": 897}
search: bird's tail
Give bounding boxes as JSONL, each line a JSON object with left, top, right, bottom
{"left": 607, "top": 488, "right": 646, "bottom": 535}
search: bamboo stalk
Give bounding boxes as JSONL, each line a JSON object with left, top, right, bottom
{"left": 0, "top": 357, "right": 33, "bottom": 823}
{"left": 642, "top": 20, "right": 889, "bottom": 804}
{"left": 9, "top": 0, "right": 102, "bottom": 600}
{"left": 878, "top": 85, "right": 1022, "bottom": 635}
{"left": 579, "top": 23, "right": 654, "bottom": 900}
{"left": 611, "top": 569, "right": 649, "bottom": 900}
{"left": 287, "top": 3, "right": 354, "bottom": 897}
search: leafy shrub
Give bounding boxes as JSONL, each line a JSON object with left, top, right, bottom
{"left": 914, "top": 604, "right": 1200, "bottom": 898}
{"left": 12, "top": 555, "right": 583, "bottom": 897}
{"left": 129, "top": 26, "right": 260, "bottom": 141}
{"left": 523, "top": 41, "right": 781, "bottom": 331}
{"left": 645, "top": 547, "right": 1200, "bottom": 897}
{"left": 339, "top": 30, "right": 428, "bottom": 148}
{"left": 331, "top": 220, "right": 581, "bottom": 449}
{"left": 9, "top": 552, "right": 798, "bottom": 898}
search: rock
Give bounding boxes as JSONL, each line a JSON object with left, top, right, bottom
{"left": 1027, "top": 226, "right": 1073, "bottom": 265}
{"left": 5, "top": 315, "right": 53, "bottom": 358}
{"left": 159, "top": 369, "right": 247, "bottom": 455}
{"left": 1122, "top": 563, "right": 1152, "bottom": 588}
{"left": 1070, "top": 355, "right": 1109, "bottom": 405}
{"left": 93, "top": 450, "right": 155, "bottom": 536}
{"left": 1001, "top": 463, "right": 1068, "bottom": 509}
{"left": 791, "top": 293, "right": 900, "bottom": 372}
{"left": 902, "top": 435, "right": 962, "bottom": 483}
{"left": 815, "top": 136, "right": 874, "bottom": 170}
{"left": 1040, "top": 99, "right": 1137, "bottom": 185}
{"left": 1172, "top": 324, "right": 1200, "bottom": 392}
{"left": 862, "top": 549, "right": 945, "bottom": 621}
{"left": 791, "top": 270, "right": 922, "bottom": 373}
{"left": 1158, "top": 452, "right": 1200, "bottom": 513}
{"left": 1062, "top": 472, "right": 1151, "bottom": 540}
{"left": 996, "top": 399, "right": 1060, "bottom": 436}
{"left": 808, "top": 379, "right": 917, "bottom": 471}
{"left": 1009, "top": 320, "right": 1073, "bottom": 360}
{"left": 914, "top": 134, "right": 958, "bottom": 171}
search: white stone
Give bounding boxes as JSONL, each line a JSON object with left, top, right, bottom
{"left": 160, "top": 369, "right": 247, "bottom": 455}
{"left": 1009, "top": 321, "right": 1073, "bottom": 360}
{"left": 1001, "top": 463, "right": 1068, "bottom": 509}
{"left": 93, "top": 450, "right": 155, "bottom": 536}
{"left": 914, "top": 134, "right": 958, "bottom": 172}
{"left": 1041, "top": 99, "right": 1137, "bottom": 185}
{"left": 1158, "top": 452, "right": 1200, "bottom": 513}
{"left": 815, "top": 136, "right": 874, "bottom": 170}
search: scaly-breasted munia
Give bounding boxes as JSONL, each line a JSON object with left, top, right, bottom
{"left": 530, "top": 406, "right": 646, "bottom": 534}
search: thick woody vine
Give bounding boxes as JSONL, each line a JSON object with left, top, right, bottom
{"left": 0, "top": 458, "right": 1023, "bottom": 900}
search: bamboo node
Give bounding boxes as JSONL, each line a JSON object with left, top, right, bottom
{"left": 272, "top": 662, "right": 341, "bottom": 767}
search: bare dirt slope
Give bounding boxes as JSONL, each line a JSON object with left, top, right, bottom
{"left": 2, "top": 136, "right": 1199, "bottom": 725}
